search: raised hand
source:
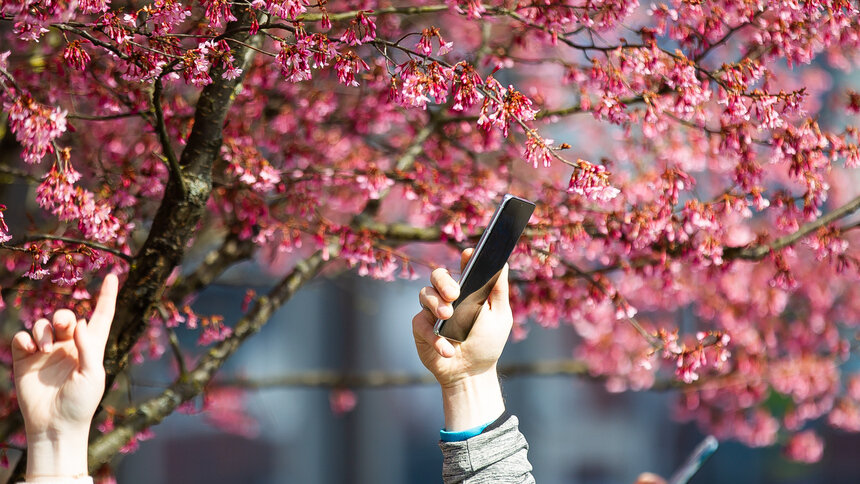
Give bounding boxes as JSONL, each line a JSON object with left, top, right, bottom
{"left": 412, "top": 249, "right": 512, "bottom": 431}
{"left": 413, "top": 248, "right": 513, "bottom": 387}
{"left": 12, "top": 274, "right": 118, "bottom": 479}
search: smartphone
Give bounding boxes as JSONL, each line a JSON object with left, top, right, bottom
{"left": 433, "top": 194, "right": 535, "bottom": 342}
{"left": 668, "top": 435, "right": 718, "bottom": 484}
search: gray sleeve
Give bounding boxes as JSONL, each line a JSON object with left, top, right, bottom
{"left": 439, "top": 415, "right": 535, "bottom": 483}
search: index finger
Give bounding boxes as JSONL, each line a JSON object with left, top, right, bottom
{"left": 430, "top": 268, "right": 459, "bottom": 302}
{"left": 90, "top": 274, "right": 119, "bottom": 341}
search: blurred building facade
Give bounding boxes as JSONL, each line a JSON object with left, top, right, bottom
{"left": 115, "top": 274, "right": 860, "bottom": 484}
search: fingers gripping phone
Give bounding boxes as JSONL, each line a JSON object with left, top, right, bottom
{"left": 433, "top": 194, "right": 535, "bottom": 342}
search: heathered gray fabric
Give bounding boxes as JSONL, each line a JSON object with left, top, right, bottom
{"left": 439, "top": 415, "right": 535, "bottom": 483}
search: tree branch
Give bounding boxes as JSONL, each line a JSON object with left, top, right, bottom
{"left": 104, "top": 8, "right": 262, "bottom": 378}
{"left": 167, "top": 233, "right": 257, "bottom": 305}
{"left": 89, "top": 250, "right": 328, "bottom": 469}
{"left": 67, "top": 110, "right": 153, "bottom": 121}
{"left": 210, "top": 359, "right": 592, "bottom": 388}
{"left": 152, "top": 78, "right": 186, "bottom": 196}
{"left": 3, "top": 235, "right": 130, "bottom": 260}
{"left": 296, "top": 4, "right": 449, "bottom": 22}
{"left": 0, "top": 164, "right": 40, "bottom": 183}
{"left": 724, "top": 194, "right": 860, "bottom": 261}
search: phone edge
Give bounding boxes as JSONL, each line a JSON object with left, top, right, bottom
{"left": 667, "top": 435, "right": 719, "bottom": 484}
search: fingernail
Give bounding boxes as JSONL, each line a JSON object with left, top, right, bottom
{"left": 43, "top": 342, "right": 52, "bottom": 353}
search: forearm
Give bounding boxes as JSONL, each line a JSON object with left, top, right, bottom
{"left": 440, "top": 367, "right": 505, "bottom": 432}
{"left": 439, "top": 414, "right": 535, "bottom": 484}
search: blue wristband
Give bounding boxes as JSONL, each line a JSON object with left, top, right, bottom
{"left": 439, "top": 421, "right": 493, "bottom": 442}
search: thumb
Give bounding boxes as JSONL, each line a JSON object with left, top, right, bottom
{"left": 488, "top": 264, "right": 510, "bottom": 310}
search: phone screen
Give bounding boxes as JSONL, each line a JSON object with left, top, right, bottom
{"left": 434, "top": 195, "right": 535, "bottom": 342}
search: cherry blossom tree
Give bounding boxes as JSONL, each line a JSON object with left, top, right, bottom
{"left": 1, "top": 0, "right": 859, "bottom": 475}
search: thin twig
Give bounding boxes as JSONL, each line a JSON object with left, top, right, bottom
{"left": 67, "top": 110, "right": 153, "bottom": 121}
{"left": 152, "top": 78, "right": 187, "bottom": 196}
{"left": 5, "top": 234, "right": 130, "bottom": 260}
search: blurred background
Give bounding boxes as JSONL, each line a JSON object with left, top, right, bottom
{"left": 108, "top": 269, "right": 860, "bottom": 484}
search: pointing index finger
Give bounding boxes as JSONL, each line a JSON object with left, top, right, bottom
{"left": 90, "top": 274, "right": 119, "bottom": 341}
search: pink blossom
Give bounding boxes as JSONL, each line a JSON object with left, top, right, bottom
{"left": 567, "top": 160, "right": 620, "bottom": 202}
{"left": 63, "top": 40, "right": 91, "bottom": 70}
{"left": 201, "top": 0, "right": 236, "bottom": 28}
{"left": 451, "top": 63, "right": 484, "bottom": 111}
{"left": 477, "top": 82, "right": 537, "bottom": 138}
{"left": 447, "top": 0, "right": 485, "bottom": 19}
{"left": 143, "top": 0, "right": 192, "bottom": 36}
{"left": 829, "top": 399, "right": 860, "bottom": 432}
{"left": 784, "top": 430, "right": 824, "bottom": 464}
{"left": 6, "top": 95, "right": 67, "bottom": 164}
{"left": 198, "top": 318, "right": 233, "bottom": 346}
{"left": 204, "top": 387, "right": 259, "bottom": 438}
{"left": 845, "top": 145, "right": 860, "bottom": 168}
{"left": 51, "top": 258, "right": 83, "bottom": 287}
{"left": 36, "top": 163, "right": 120, "bottom": 243}
{"left": 330, "top": 388, "right": 357, "bottom": 415}
{"left": 334, "top": 52, "right": 369, "bottom": 87}
{"left": 96, "top": 12, "right": 134, "bottom": 44}
{"left": 276, "top": 40, "right": 312, "bottom": 82}
{"left": 308, "top": 33, "right": 338, "bottom": 68}
{"left": 181, "top": 47, "right": 212, "bottom": 87}
{"left": 265, "top": 0, "right": 309, "bottom": 20}
{"left": 339, "top": 11, "right": 376, "bottom": 46}
{"left": 79, "top": 0, "right": 109, "bottom": 14}
{"left": 396, "top": 61, "right": 453, "bottom": 109}
{"left": 416, "top": 26, "right": 452, "bottom": 56}
{"left": 183, "top": 306, "right": 198, "bottom": 329}
{"left": 524, "top": 133, "right": 554, "bottom": 168}
{"left": 355, "top": 166, "right": 394, "bottom": 199}
{"left": 98, "top": 414, "right": 115, "bottom": 434}
{"left": 23, "top": 264, "right": 49, "bottom": 280}
{"left": 0, "top": 205, "right": 11, "bottom": 243}
{"left": 119, "top": 429, "right": 155, "bottom": 454}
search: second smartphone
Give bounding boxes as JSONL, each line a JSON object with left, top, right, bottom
{"left": 433, "top": 194, "right": 535, "bottom": 342}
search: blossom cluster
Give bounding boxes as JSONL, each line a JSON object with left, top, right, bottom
{"left": 5, "top": 94, "right": 67, "bottom": 164}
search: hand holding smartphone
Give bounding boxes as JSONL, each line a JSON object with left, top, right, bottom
{"left": 433, "top": 194, "right": 535, "bottom": 342}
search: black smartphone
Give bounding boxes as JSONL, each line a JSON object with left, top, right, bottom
{"left": 668, "top": 435, "right": 718, "bottom": 484}
{"left": 433, "top": 194, "right": 535, "bottom": 342}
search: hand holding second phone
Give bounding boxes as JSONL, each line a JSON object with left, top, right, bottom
{"left": 413, "top": 248, "right": 512, "bottom": 431}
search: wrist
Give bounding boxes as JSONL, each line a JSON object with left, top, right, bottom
{"left": 440, "top": 368, "right": 505, "bottom": 432}
{"left": 25, "top": 429, "right": 90, "bottom": 480}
